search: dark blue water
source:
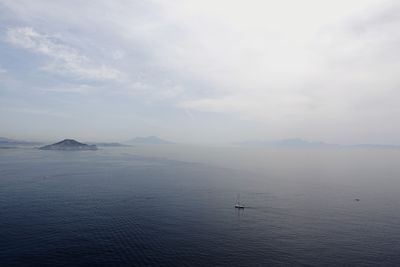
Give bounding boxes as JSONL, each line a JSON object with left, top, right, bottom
{"left": 1, "top": 147, "right": 400, "bottom": 266}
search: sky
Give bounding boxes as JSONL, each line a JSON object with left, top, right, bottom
{"left": 0, "top": 0, "right": 399, "bottom": 144}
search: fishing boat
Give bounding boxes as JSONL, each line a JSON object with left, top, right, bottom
{"left": 235, "top": 194, "right": 245, "bottom": 209}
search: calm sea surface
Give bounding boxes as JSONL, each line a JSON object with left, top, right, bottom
{"left": 1, "top": 145, "right": 400, "bottom": 266}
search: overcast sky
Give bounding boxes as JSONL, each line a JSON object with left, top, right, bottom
{"left": 0, "top": 0, "right": 399, "bottom": 143}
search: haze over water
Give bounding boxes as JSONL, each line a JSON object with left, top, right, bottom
{"left": 1, "top": 145, "right": 400, "bottom": 266}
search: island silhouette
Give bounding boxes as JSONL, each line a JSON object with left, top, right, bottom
{"left": 39, "top": 139, "right": 97, "bottom": 151}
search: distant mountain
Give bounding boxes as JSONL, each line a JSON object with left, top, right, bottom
{"left": 350, "top": 144, "right": 400, "bottom": 149}
{"left": 238, "top": 138, "right": 400, "bottom": 149}
{"left": 273, "top": 138, "right": 338, "bottom": 147}
{"left": 0, "top": 137, "right": 15, "bottom": 142}
{"left": 239, "top": 138, "right": 338, "bottom": 148}
{"left": 0, "top": 137, "right": 42, "bottom": 146}
{"left": 125, "top": 136, "right": 174, "bottom": 145}
{"left": 91, "top": 142, "right": 130, "bottom": 147}
{"left": 0, "top": 146, "right": 18, "bottom": 149}
{"left": 39, "top": 139, "right": 97, "bottom": 151}
{"left": 0, "top": 138, "right": 19, "bottom": 149}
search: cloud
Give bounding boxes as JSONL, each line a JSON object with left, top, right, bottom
{"left": 5, "top": 27, "right": 125, "bottom": 82}
{"left": 1, "top": 0, "right": 400, "bottom": 142}
{"left": 166, "top": 1, "right": 400, "bottom": 114}
{"left": 39, "top": 84, "right": 98, "bottom": 94}
{"left": 0, "top": 65, "right": 6, "bottom": 73}
{"left": 180, "top": 91, "right": 315, "bottom": 122}
{"left": 2, "top": 106, "right": 71, "bottom": 118}
{"left": 111, "top": 50, "right": 125, "bottom": 60}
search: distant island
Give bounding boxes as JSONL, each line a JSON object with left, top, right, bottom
{"left": 90, "top": 142, "right": 130, "bottom": 147}
{"left": 238, "top": 138, "right": 338, "bottom": 148}
{"left": 39, "top": 139, "right": 98, "bottom": 151}
{"left": 125, "top": 136, "right": 174, "bottom": 145}
{"left": 0, "top": 137, "right": 42, "bottom": 147}
{"left": 237, "top": 138, "right": 400, "bottom": 149}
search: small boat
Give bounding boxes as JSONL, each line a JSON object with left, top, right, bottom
{"left": 235, "top": 194, "right": 245, "bottom": 209}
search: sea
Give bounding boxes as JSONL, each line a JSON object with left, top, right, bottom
{"left": 1, "top": 145, "right": 400, "bottom": 266}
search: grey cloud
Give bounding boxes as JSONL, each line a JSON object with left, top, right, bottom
{"left": 6, "top": 27, "right": 126, "bottom": 82}
{"left": 1, "top": 0, "right": 400, "bottom": 143}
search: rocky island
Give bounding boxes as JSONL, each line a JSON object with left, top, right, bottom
{"left": 39, "top": 139, "right": 98, "bottom": 151}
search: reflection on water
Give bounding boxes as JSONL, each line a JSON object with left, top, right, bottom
{"left": 1, "top": 146, "right": 400, "bottom": 266}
